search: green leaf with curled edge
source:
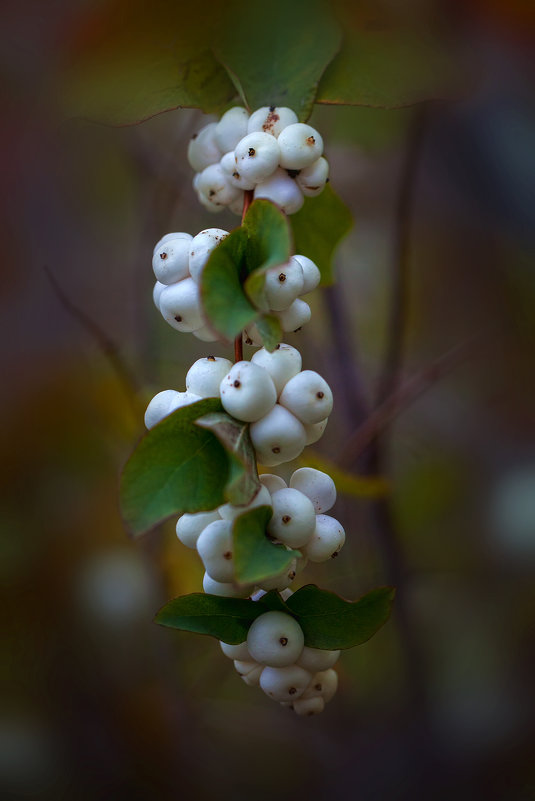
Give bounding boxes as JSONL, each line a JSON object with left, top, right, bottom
{"left": 316, "top": 26, "right": 454, "bottom": 110}
{"left": 195, "top": 412, "right": 260, "bottom": 506}
{"left": 233, "top": 506, "right": 300, "bottom": 585}
{"left": 290, "top": 184, "right": 353, "bottom": 285}
{"left": 285, "top": 585, "right": 396, "bottom": 649}
{"left": 200, "top": 227, "right": 258, "bottom": 342}
{"left": 121, "top": 399, "right": 231, "bottom": 537}
{"left": 254, "top": 315, "right": 283, "bottom": 353}
{"left": 59, "top": 4, "right": 236, "bottom": 124}
{"left": 243, "top": 199, "right": 293, "bottom": 311}
{"left": 215, "top": 0, "right": 341, "bottom": 121}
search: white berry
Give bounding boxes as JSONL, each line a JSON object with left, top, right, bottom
{"left": 262, "top": 260, "right": 304, "bottom": 311}
{"left": 276, "top": 298, "right": 311, "bottom": 332}
{"left": 278, "top": 123, "right": 323, "bottom": 170}
{"left": 214, "top": 106, "right": 249, "bottom": 153}
{"left": 254, "top": 168, "right": 304, "bottom": 214}
{"left": 219, "top": 361, "right": 277, "bottom": 423}
{"left": 259, "top": 473, "right": 287, "bottom": 495}
{"left": 221, "top": 150, "right": 257, "bottom": 191}
{"left": 251, "top": 343, "right": 302, "bottom": 395}
{"left": 267, "top": 488, "right": 316, "bottom": 548}
{"left": 303, "top": 668, "right": 338, "bottom": 703}
{"left": 153, "top": 280, "right": 166, "bottom": 311}
{"left": 193, "top": 324, "right": 219, "bottom": 342}
{"left": 249, "top": 404, "right": 306, "bottom": 466}
{"left": 234, "top": 132, "right": 280, "bottom": 184}
{"left": 196, "top": 519, "right": 234, "bottom": 583}
{"left": 296, "top": 156, "right": 329, "bottom": 197}
{"left": 290, "top": 467, "right": 337, "bottom": 514}
{"left": 175, "top": 510, "right": 220, "bottom": 549}
{"left": 144, "top": 389, "right": 200, "bottom": 429}
{"left": 303, "top": 418, "right": 328, "bottom": 445}
{"left": 258, "top": 559, "right": 297, "bottom": 592}
{"left": 247, "top": 106, "right": 299, "bottom": 138}
{"left": 152, "top": 237, "right": 191, "bottom": 285}
{"left": 189, "top": 228, "right": 229, "bottom": 282}
{"left": 202, "top": 573, "right": 252, "bottom": 598}
{"left": 292, "top": 696, "right": 325, "bottom": 715}
{"left": 159, "top": 278, "right": 204, "bottom": 332}
{"left": 303, "top": 514, "right": 345, "bottom": 562}
{"left": 259, "top": 664, "right": 311, "bottom": 701}
{"left": 279, "top": 370, "right": 333, "bottom": 424}
{"left": 246, "top": 610, "right": 304, "bottom": 667}
{"left": 197, "top": 163, "right": 241, "bottom": 208}
{"left": 220, "top": 640, "right": 251, "bottom": 661}
{"left": 187, "top": 122, "right": 221, "bottom": 172}
{"left": 234, "top": 660, "right": 263, "bottom": 686}
{"left": 292, "top": 254, "right": 321, "bottom": 294}
{"left": 153, "top": 231, "right": 192, "bottom": 254}
{"left": 186, "top": 356, "right": 233, "bottom": 398}
{"left": 296, "top": 647, "right": 340, "bottom": 673}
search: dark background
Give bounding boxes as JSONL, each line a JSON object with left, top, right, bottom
{"left": 1, "top": 1, "right": 535, "bottom": 799}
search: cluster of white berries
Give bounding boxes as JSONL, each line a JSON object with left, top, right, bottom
{"left": 220, "top": 610, "right": 339, "bottom": 715}
{"left": 188, "top": 106, "right": 329, "bottom": 215}
{"left": 173, "top": 463, "right": 344, "bottom": 598}
{"left": 152, "top": 229, "right": 321, "bottom": 339}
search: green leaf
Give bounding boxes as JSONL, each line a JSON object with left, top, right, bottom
{"left": 316, "top": 26, "right": 453, "bottom": 109}
{"left": 60, "top": 5, "right": 236, "bottom": 124}
{"left": 290, "top": 184, "right": 353, "bottom": 284}
{"left": 196, "top": 412, "right": 260, "bottom": 506}
{"left": 200, "top": 227, "right": 258, "bottom": 342}
{"left": 120, "top": 399, "right": 228, "bottom": 537}
{"left": 155, "top": 593, "right": 258, "bottom": 644}
{"left": 233, "top": 506, "right": 299, "bottom": 584}
{"left": 215, "top": 0, "right": 341, "bottom": 121}
{"left": 243, "top": 200, "right": 293, "bottom": 310}
{"left": 285, "top": 585, "right": 395, "bottom": 649}
{"left": 254, "top": 315, "right": 283, "bottom": 353}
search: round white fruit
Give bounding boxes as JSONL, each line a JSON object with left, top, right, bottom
{"left": 278, "top": 123, "right": 324, "bottom": 170}
{"left": 144, "top": 389, "right": 201, "bottom": 429}
{"left": 186, "top": 356, "right": 233, "bottom": 398}
{"left": 187, "top": 122, "right": 221, "bottom": 172}
{"left": 197, "top": 163, "right": 241, "bottom": 208}
{"left": 276, "top": 299, "right": 311, "bottom": 332}
{"left": 189, "top": 228, "right": 229, "bottom": 282}
{"left": 202, "top": 573, "right": 252, "bottom": 598}
{"left": 247, "top": 106, "right": 298, "bottom": 138}
{"left": 303, "top": 668, "right": 338, "bottom": 703}
{"left": 214, "top": 106, "right": 249, "bottom": 153}
{"left": 289, "top": 467, "right": 337, "bottom": 514}
{"left": 246, "top": 610, "right": 304, "bottom": 667}
{"left": 220, "top": 640, "right": 251, "bottom": 661}
{"left": 249, "top": 404, "right": 306, "bottom": 466}
{"left": 258, "top": 559, "right": 297, "bottom": 592}
{"left": 260, "top": 664, "right": 311, "bottom": 701}
{"left": 296, "top": 156, "right": 329, "bottom": 197}
{"left": 219, "top": 361, "right": 277, "bottom": 423}
{"left": 234, "top": 660, "right": 263, "bottom": 686}
{"left": 218, "top": 485, "right": 272, "bottom": 522}
{"left": 292, "top": 254, "right": 321, "bottom": 294}
{"left": 152, "top": 237, "right": 191, "bottom": 285}
{"left": 153, "top": 280, "right": 166, "bottom": 311}
{"left": 303, "top": 418, "right": 328, "bottom": 446}
{"left": 254, "top": 169, "right": 304, "bottom": 214}
{"left": 196, "top": 519, "right": 235, "bottom": 583}
{"left": 159, "top": 278, "right": 204, "bottom": 332}
{"left": 175, "top": 510, "right": 221, "bottom": 549}
{"left": 279, "top": 370, "right": 333, "bottom": 424}
{"left": 153, "top": 231, "right": 192, "bottom": 254}
{"left": 263, "top": 260, "right": 304, "bottom": 311}
{"left": 234, "top": 132, "right": 280, "bottom": 183}
{"left": 296, "top": 646, "right": 340, "bottom": 673}
{"left": 303, "top": 515, "right": 346, "bottom": 562}
{"left": 251, "top": 343, "right": 302, "bottom": 396}
{"left": 292, "top": 696, "right": 325, "bottom": 716}
{"left": 259, "top": 473, "right": 287, "bottom": 495}
{"left": 267, "top": 488, "right": 316, "bottom": 548}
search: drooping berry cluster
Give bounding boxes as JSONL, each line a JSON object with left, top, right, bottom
{"left": 188, "top": 106, "right": 329, "bottom": 215}
{"left": 152, "top": 229, "right": 321, "bottom": 340}
{"left": 219, "top": 610, "right": 339, "bottom": 715}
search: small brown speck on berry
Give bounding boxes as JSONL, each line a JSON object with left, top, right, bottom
{"left": 233, "top": 380, "right": 241, "bottom": 388}
{"left": 160, "top": 252, "right": 167, "bottom": 260}
{"left": 316, "top": 391, "right": 324, "bottom": 399}
{"left": 278, "top": 273, "right": 286, "bottom": 282}
{"left": 306, "top": 136, "right": 315, "bottom": 145}
{"left": 282, "top": 515, "right": 291, "bottom": 524}
{"left": 174, "top": 315, "right": 182, "bottom": 322}
{"left": 248, "top": 148, "right": 256, "bottom": 157}
{"left": 280, "top": 637, "right": 288, "bottom": 646}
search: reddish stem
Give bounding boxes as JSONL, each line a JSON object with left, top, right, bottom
{"left": 233, "top": 190, "right": 254, "bottom": 363}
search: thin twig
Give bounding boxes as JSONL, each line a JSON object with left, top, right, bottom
{"left": 234, "top": 190, "right": 254, "bottom": 363}
{"left": 339, "top": 334, "right": 480, "bottom": 468}
{"left": 44, "top": 265, "right": 141, "bottom": 415}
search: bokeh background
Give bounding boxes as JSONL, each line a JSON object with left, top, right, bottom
{"left": 1, "top": 1, "right": 535, "bottom": 799}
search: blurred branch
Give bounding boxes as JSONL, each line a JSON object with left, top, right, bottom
{"left": 44, "top": 265, "right": 142, "bottom": 416}
{"left": 339, "top": 334, "right": 480, "bottom": 468}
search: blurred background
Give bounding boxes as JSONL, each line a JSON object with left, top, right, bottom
{"left": 1, "top": 0, "right": 535, "bottom": 799}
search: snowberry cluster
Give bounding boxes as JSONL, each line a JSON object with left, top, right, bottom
{"left": 152, "top": 230, "right": 321, "bottom": 339}
{"left": 173, "top": 464, "right": 345, "bottom": 598}
{"left": 188, "top": 106, "right": 329, "bottom": 215}
{"left": 220, "top": 610, "right": 339, "bottom": 715}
